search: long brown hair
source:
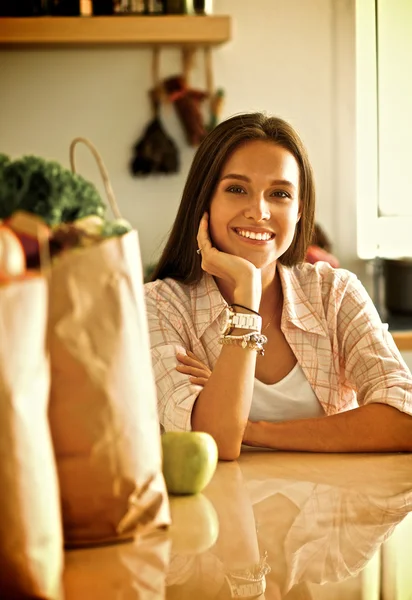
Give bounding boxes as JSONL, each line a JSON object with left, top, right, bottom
{"left": 151, "top": 112, "right": 315, "bottom": 283}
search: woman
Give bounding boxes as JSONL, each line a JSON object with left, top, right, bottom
{"left": 145, "top": 112, "right": 412, "bottom": 460}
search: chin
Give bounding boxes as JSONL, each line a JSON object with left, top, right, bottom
{"left": 238, "top": 251, "right": 278, "bottom": 270}
{"left": 252, "top": 258, "right": 278, "bottom": 271}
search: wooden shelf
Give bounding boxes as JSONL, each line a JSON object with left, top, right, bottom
{"left": 0, "top": 15, "right": 231, "bottom": 46}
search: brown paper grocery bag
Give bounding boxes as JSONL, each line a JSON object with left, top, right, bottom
{"left": 48, "top": 230, "right": 170, "bottom": 548}
{"left": 0, "top": 276, "right": 63, "bottom": 599}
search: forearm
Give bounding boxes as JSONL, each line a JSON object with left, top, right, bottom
{"left": 245, "top": 403, "right": 412, "bottom": 453}
{"left": 191, "top": 343, "right": 256, "bottom": 460}
{"left": 191, "top": 279, "right": 261, "bottom": 461}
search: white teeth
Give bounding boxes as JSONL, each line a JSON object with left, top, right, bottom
{"left": 236, "top": 229, "right": 272, "bottom": 241}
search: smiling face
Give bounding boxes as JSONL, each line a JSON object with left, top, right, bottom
{"left": 209, "top": 140, "right": 301, "bottom": 273}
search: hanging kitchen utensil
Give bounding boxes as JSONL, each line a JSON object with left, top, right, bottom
{"left": 129, "top": 49, "right": 180, "bottom": 177}
{"left": 163, "top": 47, "right": 224, "bottom": 146}
{"left": 163, "top": 48, "right": 208, "bottom": 147}
{"left": 204, "top": 47, "right": 225, "bottom": 131}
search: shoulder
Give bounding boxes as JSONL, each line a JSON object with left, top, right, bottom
{"left": 288, "top": 261, "right": 360, "bottom": 298}
{"left": 287, "top": 262, "right": 382, "bottom": 331}
{"left": 144, "top": 277, "right": 193, "bottom": 315}
{"left": 145, "top": 274, "right": 226, "bottom": 340}
{"left": 290, "top": 260, "right": 354, "bottom": 283}
{"left": 145, "top": 277, "right": 191, "bottom": 302}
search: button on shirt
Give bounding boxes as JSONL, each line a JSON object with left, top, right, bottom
{"left": 144, "top": 262, "right": 412, "bottom": 432}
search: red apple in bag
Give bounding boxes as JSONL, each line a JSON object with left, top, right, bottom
{"left": 5, "top": 211, "right": 50, "bottom": 268}
{"left": 0, "top": 225, "right": 26, "bottom": 281}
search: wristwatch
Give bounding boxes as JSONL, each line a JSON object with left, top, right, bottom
{"left": 222, "top": 307, "right": 262, "bottom": 336}
{"left": 225, "top": 575, "right": 266, "bottom": 598}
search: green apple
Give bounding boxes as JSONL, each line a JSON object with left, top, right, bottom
{"left": 161, "top": 431, "right": 218, "bottom": 495}
{"left": 169, "top": 493, "right": 219, "bottom": 555}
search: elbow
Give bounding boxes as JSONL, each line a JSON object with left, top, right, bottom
{"left": 400, "top": 424, "right": 412, "bottom": 452}
{"left": 389, "top": 407, "right": 412, "bottom": 451}
{"left": 193, "top": 430, "right": 241, "bottom": 461}
{"left": 192, "top": 427, "right": 240, "bottom": 460}
{"left": 218, "top": 447, "right": 241, "bottom": 461}
{"left": 403, "top": 414, "right": 412, "bottom": 451}
{"left": 191, "top": 415, "right": 243, "bottom": 461}
{"left": 216, "top": 437, "right": 242, "bottom": 461}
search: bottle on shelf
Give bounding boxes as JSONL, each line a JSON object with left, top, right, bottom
{"left": 164, "top": 0, "right": 195, "bottom": 14}
{"left": 46, "top": 0, "right": 81, "bottom": 15}
{"left": 193, "top": 0, "right": 212, "bottom": 14}
{"left": 0, "top": 0, "right": 45, "bottom": 16}
{"left": 91, "top": 0, "right": 114, "bottom": 15}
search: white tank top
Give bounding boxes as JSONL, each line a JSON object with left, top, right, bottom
{"left": 249, "top": 362, "right": 325, "bottom": 422}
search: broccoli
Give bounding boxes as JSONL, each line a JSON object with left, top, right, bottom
{"left": 100, "top": 219, "right": 132, "bottom": 238}
{"left": 0, "top": 154, "right": 10, "bottom": 169}
{"left": 0, "top": 155, "right": 10, "bottom": 218}
{"left": 0, "top": 154, "right": 106, "bottom": 225}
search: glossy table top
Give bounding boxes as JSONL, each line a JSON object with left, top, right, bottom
{"left": 63, "top": 450, "right": 412, "bottom": 599}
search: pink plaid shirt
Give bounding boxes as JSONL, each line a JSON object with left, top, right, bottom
{"left": 144, "top": 262, "right": 412, "bottom": 432}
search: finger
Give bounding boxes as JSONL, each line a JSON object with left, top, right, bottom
{"left": 176, "top": 354, "right": 204, "bottom": 368}
{"left": 189, "top": 376, "right": 209, "bottom": 386}
{"left": 197, "top": 213, "right": 213, "bottom": 254}
{"left": 186, "top": 351, "right": 211, "bottom": 373}
{"left": 177, "top": 353, "right": 211, "bottom": 374}
{"left": 176, "top": 365, "right": 210, "bottom": 378}
{"left": 180, "top": 350, "right": 203, "bottom": 363}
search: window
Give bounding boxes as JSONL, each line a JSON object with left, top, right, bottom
{"left": 356, "top": 0, "right": 412, "bottom": 258}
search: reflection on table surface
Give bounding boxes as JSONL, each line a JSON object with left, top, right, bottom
{"left": 63, "top": 451, "right": 412, "bottom": 599}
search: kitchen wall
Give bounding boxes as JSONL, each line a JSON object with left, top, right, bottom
{"left": 0, "top": 0, "right": 357, "bottom": 271}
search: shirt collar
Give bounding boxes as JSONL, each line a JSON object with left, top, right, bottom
{"left": 278, "top": 263, "right": 327, "bottom": 336}
{"left": 189, "top": 265, "right": 327, "bottom": 339}
{"left": 190, "top": 273, "right": 228, "bottom": 338}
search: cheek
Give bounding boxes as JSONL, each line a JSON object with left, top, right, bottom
{"left": 287, "top": 203, "right": 301, "bottom": 227}
{"left": 208, "top": 205, "right": 219, "bottom": 244}
{"left": 208, "top": 200, "right": 231, "bottom": 242}
{"left": 279, "top": 205, "right": 300, "bottom": 227}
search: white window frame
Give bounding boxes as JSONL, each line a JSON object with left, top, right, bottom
{"left": 356, "top": 0, "right": 412, "bottom": 260}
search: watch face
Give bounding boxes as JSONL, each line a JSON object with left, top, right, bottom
{"left": 222, "top": 316, "right": 233, "bottom": 336}
{"left": 221, "top": 308, "right": 234, "bottom": 336}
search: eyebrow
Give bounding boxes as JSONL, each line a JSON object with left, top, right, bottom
{"left": 220, "top": 173, "right": 296, "bottom": 191}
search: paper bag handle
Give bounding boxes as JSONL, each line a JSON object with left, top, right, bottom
{"left": 69, "top": 137, "right": 123, "bottom": 220}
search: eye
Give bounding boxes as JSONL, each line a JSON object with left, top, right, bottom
{"left": 270, "top": 190, "right": 291, "bottom": 199}
{"left": 226, "top": 185, "right": 247, "bottom": 194}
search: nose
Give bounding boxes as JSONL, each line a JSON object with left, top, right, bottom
{"left": 244, "top": 193, "right": 271, "bottom": 221}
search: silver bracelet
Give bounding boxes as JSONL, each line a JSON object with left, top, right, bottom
{"left": 219, "top": 332, "right": 268, "bottom": 356}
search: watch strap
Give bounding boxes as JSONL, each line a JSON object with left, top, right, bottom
{"left": 222, "top": 307, "right": 262, "bottom": 335}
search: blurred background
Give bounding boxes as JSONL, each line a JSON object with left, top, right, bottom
{"left": 1, "top": 0, "right": 411, "bottom": 320}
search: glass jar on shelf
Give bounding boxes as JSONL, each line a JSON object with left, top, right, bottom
{"left": 145, "top": 0, "right": 163, "bottom": 13}
{"left": 114, "top": 0, "right": 164, "bottom": 14}
{"left": 164, "top": 0, "right": 193, "bottom": 14}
